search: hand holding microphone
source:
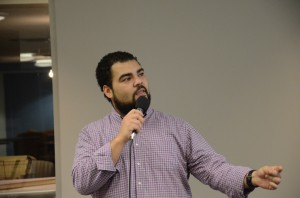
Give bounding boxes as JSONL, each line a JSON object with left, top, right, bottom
{"left": 130, "top": 96, "right": 150, "bottom": 139}
{"left": 118, "top": 96, "right": 150, "bottom": 142}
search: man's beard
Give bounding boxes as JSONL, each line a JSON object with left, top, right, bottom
{"left": 112, "top": 86, "right": 151, "bottom": 116}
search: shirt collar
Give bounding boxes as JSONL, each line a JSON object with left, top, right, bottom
{"left": 110, "top": 107, "right": 154, "bottom": 121}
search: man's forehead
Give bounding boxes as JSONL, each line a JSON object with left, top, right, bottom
{"left": 111, "top": 60, "right": 142, "bottom": 76}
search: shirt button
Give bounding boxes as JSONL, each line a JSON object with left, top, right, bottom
{"left": 136, "top": 143, "right": 139, "bottom": 146}
{"left": 137, "top": 162, "right": 141, "bottom": 166}
{"left": 138, "top": 182, "right": 142, "bottom": 185}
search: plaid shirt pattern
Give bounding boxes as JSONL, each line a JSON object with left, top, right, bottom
{"left": 72, "top": 108, "right": 250, "bottom": 198}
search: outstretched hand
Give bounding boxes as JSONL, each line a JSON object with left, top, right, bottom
{"left": 252, "top": 165, "right": 283, "bottom": 190}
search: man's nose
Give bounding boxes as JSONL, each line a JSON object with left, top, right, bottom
{"left": 134, "top": 76, "right": 143, "bottom": 86}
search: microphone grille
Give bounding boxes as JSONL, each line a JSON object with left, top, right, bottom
{"left": 135, "top": 96, "right": 150, "bottom": 113}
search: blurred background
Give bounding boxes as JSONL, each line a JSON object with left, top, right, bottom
{"left": 0, "top": 1, "right": 54, "bottom": 196}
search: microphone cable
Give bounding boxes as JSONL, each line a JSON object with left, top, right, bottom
{"left": 128, "top": 139, "right": 134, "bottom": 198}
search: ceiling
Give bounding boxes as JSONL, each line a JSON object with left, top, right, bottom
{"left": 0, "top": 1, "right": 50, "bottom": 72}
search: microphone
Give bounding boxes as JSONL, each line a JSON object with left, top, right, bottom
{"left": 130, "top": 96, "right": 150, "bottom": 140}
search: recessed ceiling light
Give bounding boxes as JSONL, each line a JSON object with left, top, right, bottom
{"left": 0, "top": 12, "right": 7, "bottom": 21}
{"left": 35, "top": 58, "right": 52, "bottom": 67}
{"left": 20, "top": 53, "right": 35, "bottom": 62}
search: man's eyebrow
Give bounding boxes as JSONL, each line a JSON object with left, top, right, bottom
{"left": 118, "top": 68, "right": 145, "bottom": 81}
{"left": 119, "top": 73, "right": 132, "bottom": 81}
{"left": 137, "top": 68, "right": 144, "bottom": 73}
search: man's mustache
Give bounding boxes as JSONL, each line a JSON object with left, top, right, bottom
{"left": 134, "top": 85, "right": 148, "bottom": 95}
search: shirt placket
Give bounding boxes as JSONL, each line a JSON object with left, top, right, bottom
{"left": 132, "top": 137, "right": 145, "bottom": 197}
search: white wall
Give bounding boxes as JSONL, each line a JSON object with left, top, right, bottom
{"left": 49, "top": 1, "right": 300, "bottom": 197}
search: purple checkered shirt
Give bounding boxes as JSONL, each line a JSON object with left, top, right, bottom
{"left": 72, "top": 107, "right": 250, "bottom": 197}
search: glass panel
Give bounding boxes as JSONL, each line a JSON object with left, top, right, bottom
{"left": 0, "top": 1, "right": 55, "bottom": 197}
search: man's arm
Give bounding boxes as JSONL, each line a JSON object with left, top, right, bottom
{"left": 72, "top": 109, "right": 145, "bottom": 195}
{"left": 110, "top": 109, "right": 144, "bottom": 165}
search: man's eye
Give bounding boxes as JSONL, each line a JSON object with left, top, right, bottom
{"left": 122, "top": 77, "right": 131, "bottom": 82}
{"left": 138, "top": 72, "right": 144, "bottom": 77}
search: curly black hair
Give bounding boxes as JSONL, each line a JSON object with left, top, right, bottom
{"left": 96, "top": 51, "right": 140, "bottom": 102}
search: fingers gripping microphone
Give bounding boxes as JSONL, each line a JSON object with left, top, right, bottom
{"left": 130, "top": 96, "right": 150, "bottom": 140}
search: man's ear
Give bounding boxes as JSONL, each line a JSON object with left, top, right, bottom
{"left": 103, "top": 85, "right": 113, "bottom": 99}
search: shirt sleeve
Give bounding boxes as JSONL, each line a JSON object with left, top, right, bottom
{"left": 71, "top": 127, "right": 122, "bottom": 195}
{"left": 185, "top": 123, "right": 251, "bottom": 198}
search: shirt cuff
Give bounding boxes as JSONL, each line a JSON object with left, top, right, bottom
{"left": 93, "top": 142, "right": 121, "bottom": 172}
{"left": 231, "top": 166, "right": 252, "bottom": 198}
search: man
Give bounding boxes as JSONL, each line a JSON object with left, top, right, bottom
{"left": 72, "top": 51, "right": 283, "bottom": 197}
